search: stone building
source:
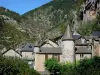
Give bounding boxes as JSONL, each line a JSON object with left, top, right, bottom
{"left": 34, "top": 24, "right": 99, "bottom": 73}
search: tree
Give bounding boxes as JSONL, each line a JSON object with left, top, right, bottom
{"left": 0, "top": 16, "right": 27, "bottom": 53}
{"left": 75, "top": 56, "right": 100, "bottom": 75}
{"left": 45, "top": 58, "right": 61, "bottom": 75}
{"left": 0, "top": 56, "right": 40, "bottom": 75}
{"left": 78, "top": 21, "right": 100, "bottom": 36}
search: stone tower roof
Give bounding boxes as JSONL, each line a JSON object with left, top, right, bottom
{"left": 62, "top": 24, "right": 73, "bottom": 41}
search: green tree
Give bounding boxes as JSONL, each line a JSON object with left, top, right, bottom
{"left": 74, "top": 56, "right": 100, "bottom": 75}
{"left": 0, "top": 56, "right": 40, "bottom": 75}
{"left": 78, "top": 21, "right": 100, "bottom": 36}
{"left": 0, "top": 16, "right": 28, "bottom": 53}
{"left": 45, "top": 58, "right": 69, "bottom": 75}
{"left": 45, "top": 58, "right": 61, "bottom": 75}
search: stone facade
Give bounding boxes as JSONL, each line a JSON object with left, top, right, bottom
{"left": 61, "top": 41, "right": 75, "bottom": 63}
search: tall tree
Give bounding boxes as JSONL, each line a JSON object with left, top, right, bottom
{"left": 0, "top": 16, "right": 26, "bottom": 53}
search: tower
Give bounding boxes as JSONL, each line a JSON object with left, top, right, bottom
{"left": 61, "top": 25, "right": 75, "bottom": 63}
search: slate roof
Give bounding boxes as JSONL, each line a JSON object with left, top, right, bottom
{"left": 73, "top": 31, "right": 80, "bottom": 36}
{"left": 75, "top": 47, "right": 92, "bottom": 54}
{"left": 37, "top": 47, "right": 62, "bottom": 54}
{"left": 75, "top": 39, "right": 88, "bottom": 46}
{"left": 21, "top": 43, "right": 34, "bottom": 52}
{"left": 92, "top": 31, "right": 100, "bottom": 37}
{"left": 62, "top": 25, "right": 73, "bottom": 40}
{"left": 72, "top": 35, "right": 81, "bottom": 40}
{"left": 92, "top": 36, "right": 99, "bottom": 40}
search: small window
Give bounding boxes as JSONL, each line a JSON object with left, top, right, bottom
{"left": 52, "top": 54, "right": 60, "bottom": 62}
{"left": 45, "top": 54, "right": 48, "bottom": 60}
{"left": 80, "top": 54, "right": 84, "bottom": 59}
{"left": 29, "top": 45, "right": 32, "bottom": 48}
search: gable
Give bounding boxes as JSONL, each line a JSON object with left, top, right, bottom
{"left": 3, "top": 50, "right": 21, "bottom": 57}
{"left": 41, "top": 40, "right": 58, "bottom": 48}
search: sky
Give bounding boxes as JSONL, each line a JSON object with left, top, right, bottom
{"left": 0, "top": 0, "right": 52, "bottom": 15}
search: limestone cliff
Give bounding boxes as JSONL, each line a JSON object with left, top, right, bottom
{"left": 80, "top": 0, "right": 100, "bottom": 21}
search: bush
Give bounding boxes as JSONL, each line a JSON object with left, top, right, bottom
{"left": 75, "top": 56, "right": 100, "bottom": 75}
{"left": 0, "top": 56, "right": 40, "bottom": 75}
{"left": 45, "top": 58, "right": 61, "bottom": 75}
{"left": 45, "top": 57, "right": 100, "bottom": 75}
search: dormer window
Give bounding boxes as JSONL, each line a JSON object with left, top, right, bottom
{"left": 29, "top": 45, "right": 32, "bottom": 48}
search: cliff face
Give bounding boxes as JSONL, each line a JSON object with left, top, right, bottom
{"left": 80, "top": 0, "right": 100, "bottom": 21}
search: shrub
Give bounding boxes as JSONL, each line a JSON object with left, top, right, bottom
{"left": 45, "top": 58, "right": 61, "bottom": 75}
{"left": 0, "top": 56, "right": 40, "bottom": 75}
{"left": 75, "top": 56, "right": 100, "bottom": 75}
{"left": 45, "top": 57, "right": 100, "bottom": 75}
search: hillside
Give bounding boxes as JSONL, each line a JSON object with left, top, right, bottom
{"left": 21, "top": 0, "right": 79, "bottom": 42}
{"left": 0, "top": 0, "right": 99, "bottom": 44}
{"left": 22, "top": 0, "right": 77, "bottom": 24}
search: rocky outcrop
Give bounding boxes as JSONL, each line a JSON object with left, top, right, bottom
{"left": 80, "top": 0, "right": 100, "bottom": 21}
{"left": 0, "top": 15, "right": 17, "bottom": 23}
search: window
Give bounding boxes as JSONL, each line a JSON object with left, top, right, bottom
{"left": 29, "top": 45, "right": 32, "bottom": 48}
{"left": 80, "top": 54, "right": 84, "bottom": 59}
{"left": 52, "top": 54, "right": 60, "bottom": 62}
{"left": 45, "top": 54, "right": 48, "bottom": 60}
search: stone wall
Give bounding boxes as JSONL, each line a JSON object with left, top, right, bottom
{"left": 60, "top": 40, "right": 75, "bottom": 63}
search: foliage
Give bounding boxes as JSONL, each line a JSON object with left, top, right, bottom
{"left": 59, "top": 24, "right": 66, "bottom": 33}
{"left": 78, "top": 20, "right": 100, "bottom": 36}
{"left": 0, "top": 56, "right": 40, "bottom": 75}
{"left": 0, "top": 17, "right": 28, "bottom": 51}
{"left": 0, "top": 7, "right": 21, "bottom": 22}
{"left": 45, "top": 58, "right": 75, "bottom": 75}
{"left": 75, "top": 0, "right": 85, "bottom": 15}
{"left": 21, "top": 0, "right": 78, "bottom": 41}
{"left": 45, "top": 57, "right": 100, "bottom": 75}
{"left": 75, "top": 56, "right": 100, "bottom": 75}
{"left": 66, "top": 57, "right": 100, "bottom": 75}
{"left": 45, "top": 58, "right": 61, "bottom": 75}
